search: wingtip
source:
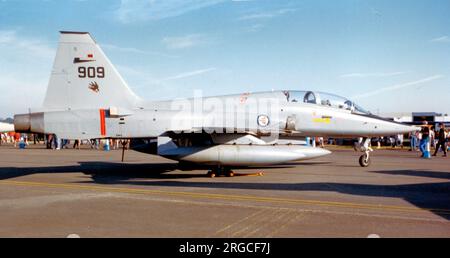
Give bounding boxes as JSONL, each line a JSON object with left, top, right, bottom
{"left": 60, "top": 31, "right": 90, "bottom": 35}
{"left": 58, "top": 31, "right": 96, "bottom": 44}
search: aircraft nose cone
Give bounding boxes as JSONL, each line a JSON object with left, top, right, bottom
{"left": 377, "top": 122, "right": 421, "bottom": 135}
{"left": 397, "top": 124, "right": 421, "bottom": 134}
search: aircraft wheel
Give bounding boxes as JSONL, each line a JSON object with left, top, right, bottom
{"left": 359, "top": 154, "right": 371, "bottom": 167}
{"left": 226, "top": 171, "right": 235, "bottom": 177}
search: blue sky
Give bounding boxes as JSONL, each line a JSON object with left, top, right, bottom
{"left": 0, "top": 0, "right": 449, "bottom": 118}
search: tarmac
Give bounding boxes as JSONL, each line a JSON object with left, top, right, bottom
{"left": 0, "top": 143, "right": 449, "bottom": 237}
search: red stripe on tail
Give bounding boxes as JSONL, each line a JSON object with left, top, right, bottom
{"left": 99, "top": 109, "right": 106, "bottom": 136}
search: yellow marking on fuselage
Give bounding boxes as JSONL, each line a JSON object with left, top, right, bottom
{"left": 313, "top": 118, "right": 331, "bottom": 124}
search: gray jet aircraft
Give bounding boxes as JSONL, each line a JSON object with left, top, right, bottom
{"left": 14, "top": 32, "right": 418, "bottom": 176}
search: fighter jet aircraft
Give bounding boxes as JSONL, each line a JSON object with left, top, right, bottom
{"left": 14, "top": 32, "right": 418, "bottom": 176}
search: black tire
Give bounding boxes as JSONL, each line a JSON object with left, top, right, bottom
{"left": 207, "top": 171, "right": 216, "bottom": 178}
{"left": 359, "top": 154, "right": 371, "bottom": 167}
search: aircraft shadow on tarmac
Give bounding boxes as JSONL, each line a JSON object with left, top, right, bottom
{"left": 0, "top": 162, "right": 449, "bottom": 220}
{"left": 0, "top": 161, "right": 299, "bottom": 180}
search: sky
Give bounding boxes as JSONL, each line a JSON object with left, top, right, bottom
{"left": 0, "top": 0, "right": 449, "bottom": 118}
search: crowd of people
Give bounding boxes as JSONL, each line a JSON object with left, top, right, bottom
{"left": 371, "top": 135, "right": 405, "bottom": 149}
{"left": 0, "top": 132, "right": 32, "bottom": 147}
{"left": 0, "top": 133, "right": 127, "bottom": 151}
{"left": 409, "top": 122, "right": 448, "bottom": 158}
{"left": 295, "top": 121, "right": 449, "bottom": 160}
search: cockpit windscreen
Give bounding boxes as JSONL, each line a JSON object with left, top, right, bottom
{"left": 283, "top": 91, "right": 370, "bottom": 114}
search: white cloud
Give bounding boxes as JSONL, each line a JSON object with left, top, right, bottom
{"left": 245, "top": 24, "right": 264, "bottom": 32}
{"left": 116, "top": 65, "right": 218, "bottom": 99}
{"left": 117, "top": 65, "right": 216, "bottom": 85}
{"left": 0, "top": 30, "right": 55, "bottom": 117}
{"left": 0, "top": 75, "right": 48, "bottom": 116}
{"left": 340, "top": 71, "right": 409, "bottom": 78}
{"left": 160, "top": 67, "right": 216, "bottom": 81}
{"left": 115, "top": 0, "right": 226, "bottom": 23}
{"left": 116, "top": 65, "right": 161, "bottom": 87}
{"left": 238, "top": 8, "right": 296, "bottom": 21}
{"left": 352, "top": 75, "right": 444, "bottom": 100}
{"left": 102, "top": 43, "right": 179, "bottom": 58}
{"left": 0, "top": 30, "right": 54, "bottom": 58}
{"left": 430, "top": 36, "right": 450, "bottom": 43}
{"left": 162, "top": 34, "right": 210, "bottom": 49}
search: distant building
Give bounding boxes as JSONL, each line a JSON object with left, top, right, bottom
{"left": 393, "top": 112, "right": 450, "bottom": 127}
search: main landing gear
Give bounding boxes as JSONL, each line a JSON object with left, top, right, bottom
{"left": 354, "top": 137, "right": 373, "bottom": 167}
{"left": 206, "top": 166, "right": 235, "bottom": 178}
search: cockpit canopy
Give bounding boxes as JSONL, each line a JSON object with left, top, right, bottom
{"left": 283, "top": 91, "right": 370, "bottom": 114}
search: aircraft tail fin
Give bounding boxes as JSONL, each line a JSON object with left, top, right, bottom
{"left": 43, "top": 31, "right": 141, "bottom": 110}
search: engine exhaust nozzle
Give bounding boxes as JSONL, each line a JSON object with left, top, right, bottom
{"left": 14, "top": 114, "right": 31, "bottom": 133}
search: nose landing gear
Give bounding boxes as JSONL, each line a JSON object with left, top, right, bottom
{"left": 359, "top": 152, "right": 371, "bottom": 167}
{"left": 354, "top": 137, "right": 373, "bottom": 167}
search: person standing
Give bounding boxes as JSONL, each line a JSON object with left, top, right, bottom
{"left": 419, "top": 121, "right": 430, "bottom": 158}
{"left": 397, "top": 134, "right": 404, "bottom": 149}
{"left": 430, "top": 126, "right": 436, "bottom": 149}
{"left": 46, "top": 134, "right": 53, "bottom": 149}
{"left": 13, "top": 132, "right": 21, "bottom": 148}
{"left": 73, "top": 139, "right": 80, "bottom": 149}
{"left": 376, "top": 137, "right": 382, "bottom": 149}
{"left": 318, "top": 137, "right": 324, "bottom": 148}
{"left": 433, "top": 123, "right": 447, "bottom": 157}
{"left": 23, "top": 133, "right": 29, "bottom": 146}
{"left": 409, "top": 132, "right": 418, "bottom": 151}
{"left": 53, "top": 134, "right": 60, "bottom": 150}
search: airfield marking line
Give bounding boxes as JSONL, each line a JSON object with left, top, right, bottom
{"left": 265, "top": 210, "right": 302, "bottom": 238}
{"left": 230, "top": 209, "right": 280, "bottom": 238}
{"left": 1, "top": 180, "right": 450, "bottom": 216}
{"left": 241, "top": 209, "right": 291, "bottom": 238}
{"left": 214, "top": 209, "right": 267, "bottom": 236}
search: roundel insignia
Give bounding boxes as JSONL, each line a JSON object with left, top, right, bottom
{"left": 257, "top": 115, "right": 270, "bottom": 127}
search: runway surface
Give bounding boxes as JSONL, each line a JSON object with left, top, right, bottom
{"left": 0, "top": 144, "right": 449, "bottom": 237}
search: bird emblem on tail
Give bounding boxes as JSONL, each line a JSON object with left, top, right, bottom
{"left": 88, "top": 81, "right": 100, "bottom": 93}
